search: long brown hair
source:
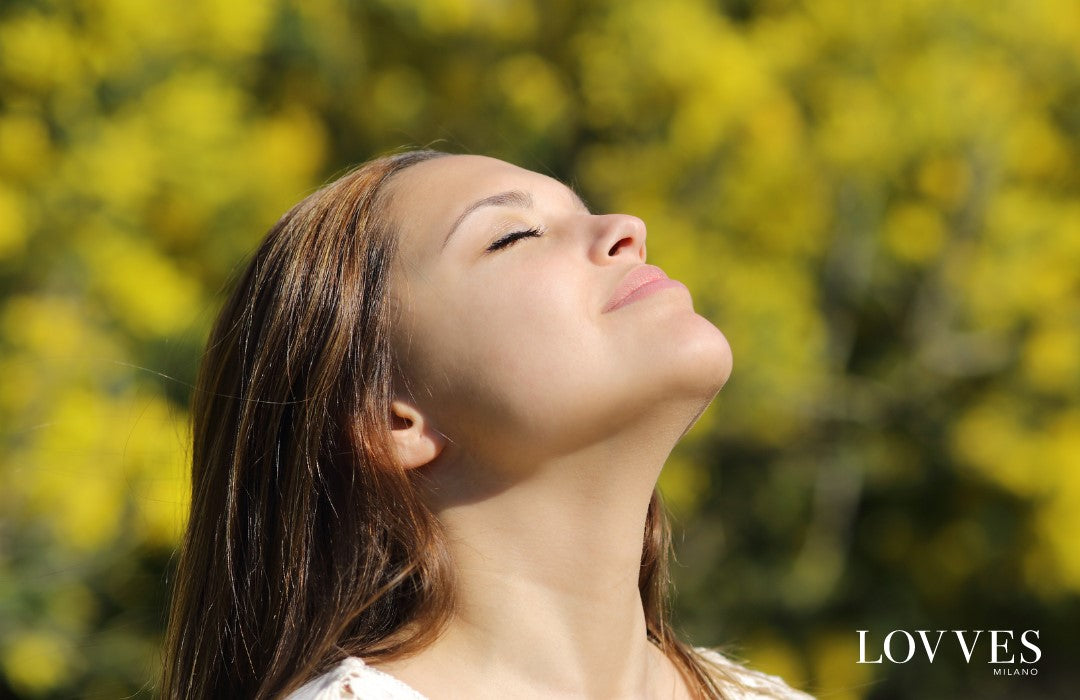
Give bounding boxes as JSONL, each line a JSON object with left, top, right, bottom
{"left": 160, "top": 149, "right": 737, "bottom": 698}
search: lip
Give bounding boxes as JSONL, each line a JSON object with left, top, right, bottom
{"left": 603, "top": 264, "right": 688, "bottom": 313}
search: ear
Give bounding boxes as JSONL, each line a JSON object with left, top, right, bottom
{"left": 388, "top": 399, "right": 447, "bottom": 470}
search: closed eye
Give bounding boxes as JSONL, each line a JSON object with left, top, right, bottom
{"left": 486, "top": 226, "right": 544, "bottom": 253}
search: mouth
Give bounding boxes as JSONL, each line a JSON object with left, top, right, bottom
{"left": 603, "top": 264, "right": 688, "bottom": 313}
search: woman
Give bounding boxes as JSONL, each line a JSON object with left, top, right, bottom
{"left": 161, "top": 149, "right": 813, "bottom": 699}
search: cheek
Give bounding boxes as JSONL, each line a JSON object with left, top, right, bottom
{"left": 456, "top": 272, "right": 600, "bottom": 393}
{"left": 399, "top": 266, "right": 607, "bottom": 434}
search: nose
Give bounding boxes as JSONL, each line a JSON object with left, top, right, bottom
{"left": 590, "top": 214, "right": 647, "bottom": 264}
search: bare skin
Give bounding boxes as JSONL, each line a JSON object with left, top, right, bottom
{"left": 372, "top": 155, "right": 733, "bottom": 699}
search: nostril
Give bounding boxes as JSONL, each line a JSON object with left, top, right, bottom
{"left": 608, "top": 236, "right": 635, "bottom": 256}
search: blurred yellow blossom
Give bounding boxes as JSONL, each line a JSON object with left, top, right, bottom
{"left": 812, "top": 631, "right": 871, "bottom": 700}
{"left": 0, "top": 184, "right": 27, "bottom": 258}
{"left": 495, "top": 54, "right": 571, "bottom": 137}
{"left": 0, "top": 631, "right": 73, "bottom": 695}
{"left": 0, "top": 112, "right": 53, "bottom": 180}
{"left": 883, "top": 202, "right": 946, "bottom": 265}
{"left": 84, "top": 237, "right": 202, "bottom": 338}
{"left": 0, "top": 12, "right": 82, "bottom": 92}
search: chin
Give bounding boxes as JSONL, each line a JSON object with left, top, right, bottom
{"left": 667, "top": 313, "right": 733, "bottom": 400}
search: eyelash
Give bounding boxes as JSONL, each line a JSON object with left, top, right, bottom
{"left": 486, "top": 226, "right": 544, "bottom": 252}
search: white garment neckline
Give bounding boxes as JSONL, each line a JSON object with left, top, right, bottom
{"left": 336, "top": 657, "right": 430, "bottom": 700}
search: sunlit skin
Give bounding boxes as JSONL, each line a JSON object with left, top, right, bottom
{"left": 375, "top": 155, "right": 733, "bottom": 699}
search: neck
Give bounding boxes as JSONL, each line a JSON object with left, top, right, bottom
{"left": 396, "top": 406, "right": 697, "bottom": 698}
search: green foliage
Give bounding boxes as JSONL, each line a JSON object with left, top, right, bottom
{"left": 1, "top": 0, "right": 1077, "bottom": 696}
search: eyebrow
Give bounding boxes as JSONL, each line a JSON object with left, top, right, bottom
{"left": 441, "top": 190, "right": 531, "bottom": 250}
{"left": 440, "top": 186, "right": 591, "bottom": 250}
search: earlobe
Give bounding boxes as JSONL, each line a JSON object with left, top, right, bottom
{"left": 388, "top": 399, "right": 447, "bottom": 470}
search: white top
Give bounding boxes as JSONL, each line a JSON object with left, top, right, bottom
{"left": 286, "top": 647, "right": 814, "bottom": 699}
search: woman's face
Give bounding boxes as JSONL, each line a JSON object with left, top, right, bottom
{"left": 383, "top": 155, "right": 732, "bottom": 468}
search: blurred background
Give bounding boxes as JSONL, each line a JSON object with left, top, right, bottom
{"left": 1, "top": 0, "right": 1078, "bottom": 697}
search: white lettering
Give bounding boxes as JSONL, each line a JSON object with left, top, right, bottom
{"left": 955, "top": 630, "right": 983, "bottom": 662}
{"left": 884, "top": 630, "right": 916, "bottom": 663}
{"left": 989, "top": 630, "right": 1014, "bottom": 663}
{"left": 858, "top": 629, "right": 1040, "bottom": 667}
{"left": 916, "top": 630, "right": 945, "bottom": 663}
{"left": 1020, "top": 630, "right": 1042, "bottom": 664}
{"left": 858, "top": 630, "right": 882, "bottom": 664}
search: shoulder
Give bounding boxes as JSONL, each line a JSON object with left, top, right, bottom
{"left": 693, "top": 646, "right": 816, "bottom": 700}
{"left": 284, "top": 657, "right": 429, "bottom": 700}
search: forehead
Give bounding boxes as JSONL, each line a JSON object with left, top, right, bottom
{"left": 383, "top": 155, "right": 582, "bottom": 256}
{"left": 392, "top": 154, "right": 536, "bottom": 196}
